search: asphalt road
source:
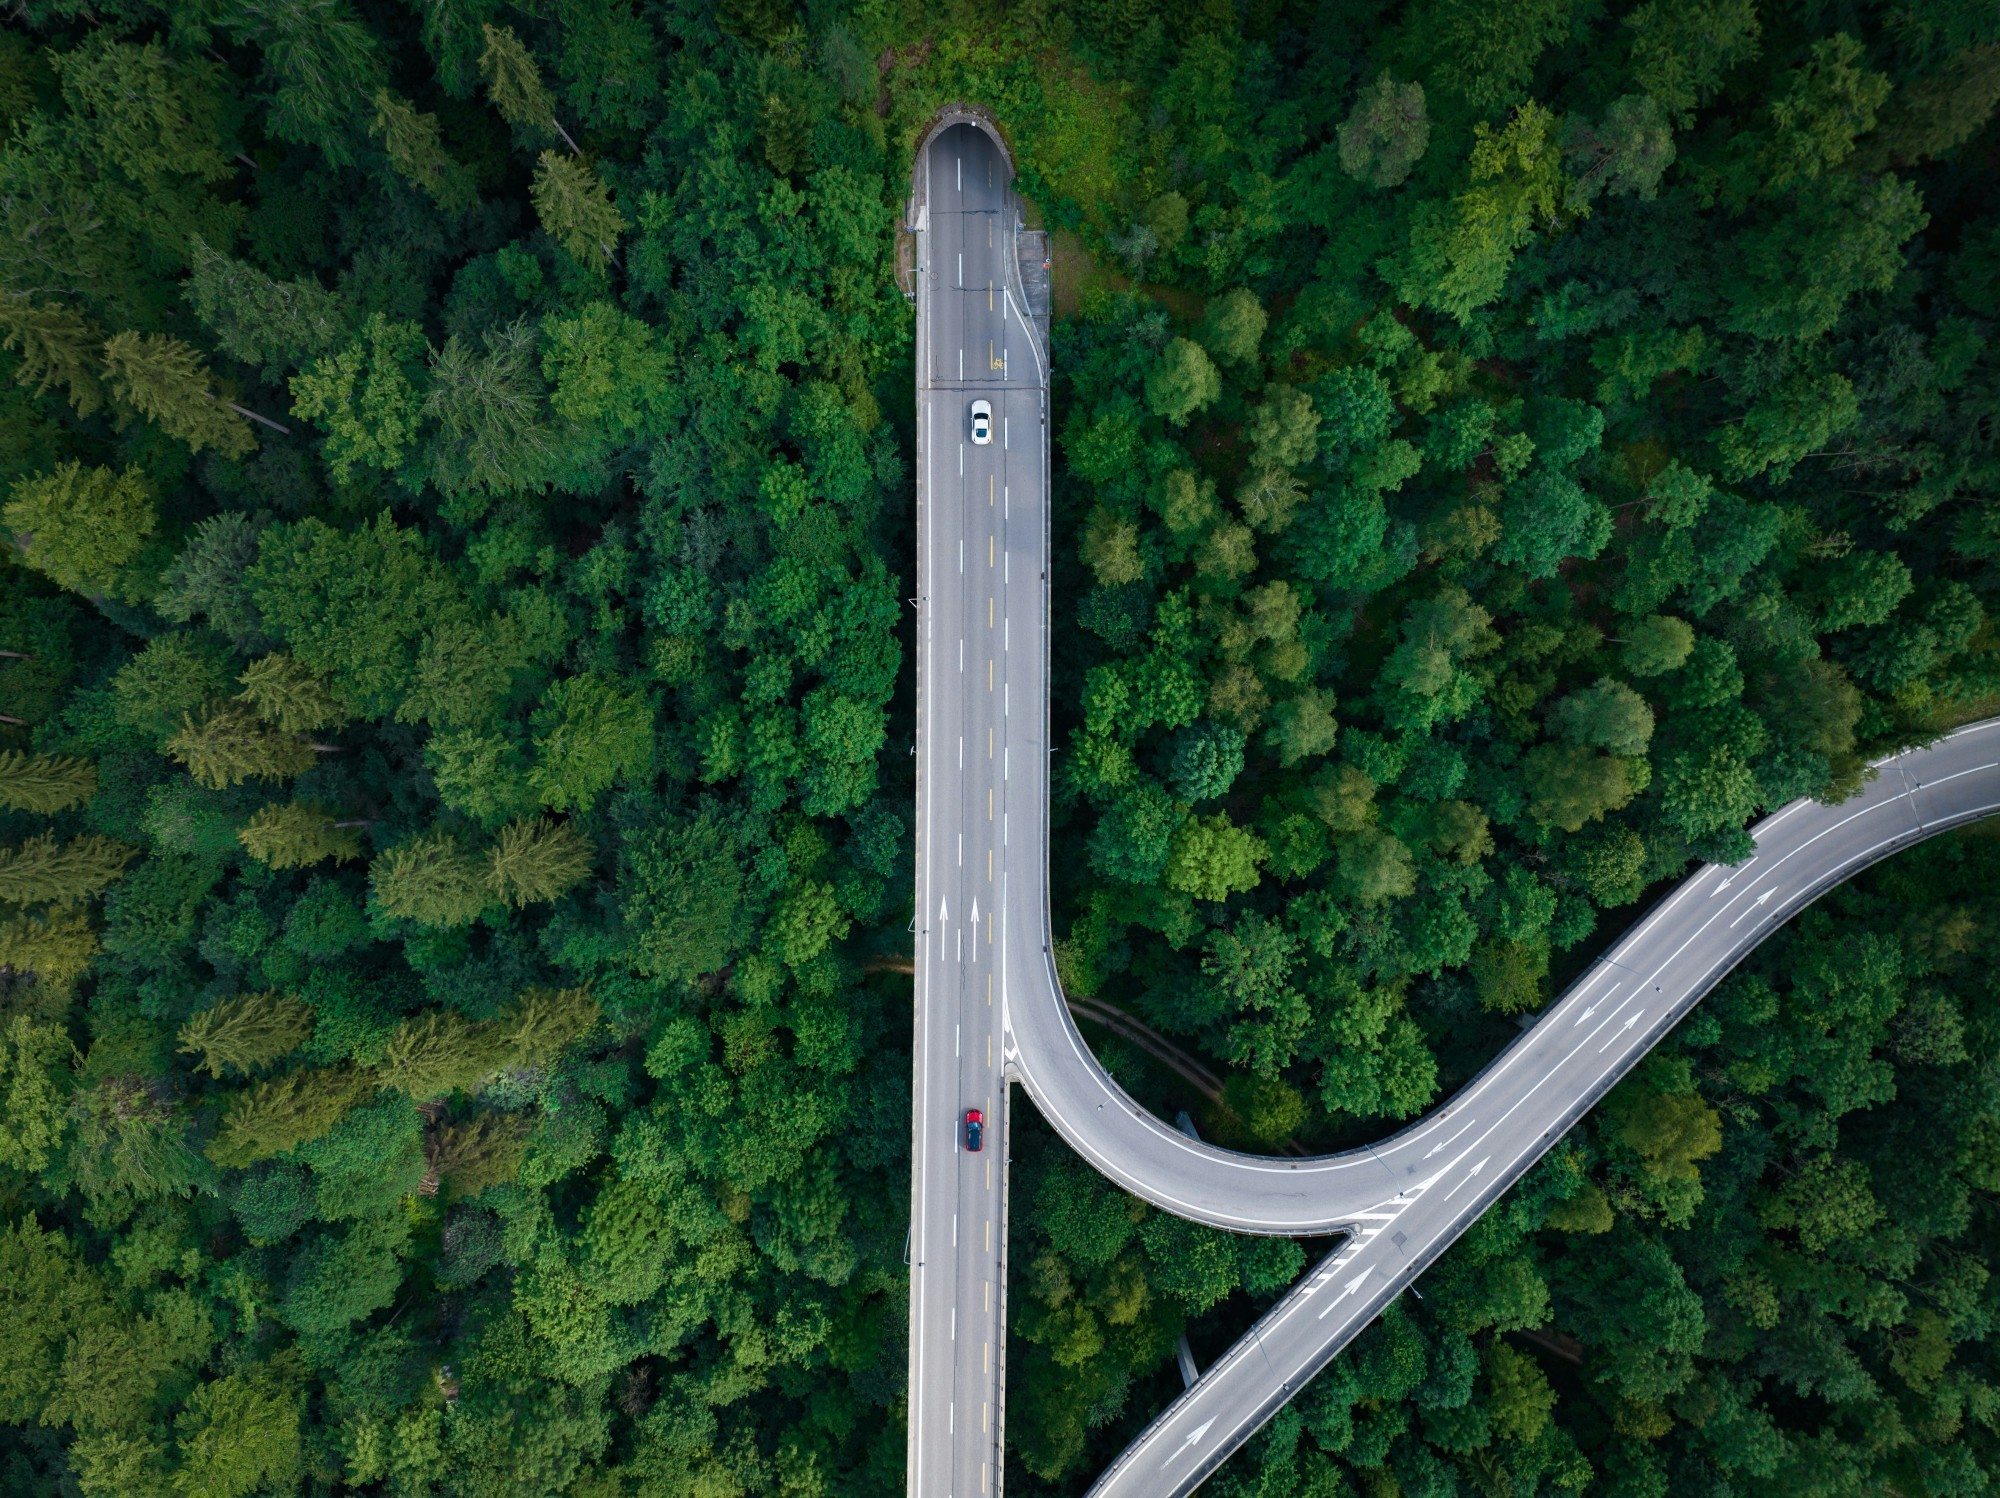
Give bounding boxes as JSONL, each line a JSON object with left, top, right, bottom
{"left": 898, "top": 108, "right": 2000, "bottom": 1498}
{"left": 1077, "top": 717, "right": 2000, "bottom": 1496}
{"left": 906, "top": 120, "right": 1047, "bottom": 1498}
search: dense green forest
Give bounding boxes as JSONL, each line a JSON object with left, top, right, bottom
{"left": 1014, "top": 825, "right": 2000, "bottom": 1496}
{"left": 0, "top": 0, "right": 1996, "bottom": 1496}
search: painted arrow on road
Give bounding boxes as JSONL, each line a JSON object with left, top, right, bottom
{"left": 1711, "top": 856, "right": 1758, "bottom": 894}
{"left": 1163, "top": 1418, "right": 1217, "bottom": 1465}
{"left": 1730, "top": 888, "right": 1779, "bottom": 927}
{"left": 1441, "top": 1158, "right": 1491, "bottom": 1203}
{"left": 1316, "top": 1266, "right": 1375, "bottom": 1320}
{"left": 1599, "top": 1010, "right": 1645, "bottom": 1052}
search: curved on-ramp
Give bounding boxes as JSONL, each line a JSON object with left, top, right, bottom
{"left": 1006, "top": 721, "right": 2000, "bottom": 1238}
{"left": 1054, "top": 719, "right": 2000, "bottom": 1497}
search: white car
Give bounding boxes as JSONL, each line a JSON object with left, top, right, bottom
{"left": 969, "top": 399, "right": 992, "bottom": 445}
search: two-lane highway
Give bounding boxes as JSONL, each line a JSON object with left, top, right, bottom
{"left": 907, "top": 119, "right": 1047, "bottom": 1498}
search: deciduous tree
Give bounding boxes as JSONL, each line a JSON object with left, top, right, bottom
{"left": 1337, "top": 71, "right": 1429, "bottom": 188}
{"left": 1145, "top": 338, "right": 1221, "bottom": 426}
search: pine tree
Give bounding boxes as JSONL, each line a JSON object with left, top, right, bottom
{"left": 238, "top": 802, "right": 365, "bottom": 869}
{"left": 370, "top": 829, "right": 490, "bottom": 927}
{"left": 378, "top": 1010, "right": 514, "bottom": 1099}
{"left": 207, "top": 1067, "right": 375, "bottom": 1169}
{"left": 184, "top": 237, "right": 347, "bottom": 370}
{"left": 236, "top": 653, "right": 348, "bottom": 734}
{"left": 101, "top": 331, "right": 258, "bottom": 457}
{"left": 502, "top": 986, "right": 600, "bottom": 1070}
{"left": 0, "top": 751, "right": 97, "bottom": 814}
{"left": 486, "top": 817, "right": 592, "bottom": 907}
{"left": 368, "top": 90, "right": 476, "bottom": 213}
{"left": 0, "top": 913, "right": 99, "bottom": 995}
{"left": 3, "top": 461, "right": 156, "bottom": 599}
{"left": 177, "top": 991, "right": 314, "bottom": 1080}
{"left": 0, "top": 295, "right": 104, "bottom": 415}
{"left": 0, "top": 833, "right": 136, "bottom": 907}
{"left": 431, "top": 1111, "right": 534, "bottom": 1201}
{"left": 478, "top": 24, "right": 576, "bottom": 151}
{"left": 167, "top": 703, "right": 318, "bottom": 789}
{"left": 531, "top": 152, "right": 625, "bottom": 265}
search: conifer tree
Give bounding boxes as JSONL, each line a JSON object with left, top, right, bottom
{"left": 0, "top": 296, "right": 104, "bottom": 415}
{"left": 101, "top": 331, "right": 259, "bottom": 457}
{"left": 166, "top": 704, "right": 318, "bottom": 789}
{"left": 236, "top": 653, "right": 348, "bottom": 734}
{"left": 370, "top": 829, "right": 490, "bottom": 927}
{"left": 368, "top": 90, "right": 476, "bottom": 213}
{"left": 0, "top": 833, "right": 135, "bottom": 907}
{"left": 238, "top": 802, "right": 366, "bottom": 869}
{"left": 378, "top": 1010, "right": 514, "bottom": 1099}
{"left": 431, "top": 1111, "right": 535, "bottom": 1201}
{"left": 0, "top": 751, "right": 97, "bottom": 814}
{"left": 0, "top": 913, "right": 98, "bottom": 995}
{"left": 503, "top": 986, "right": 600, "bottom": 1070}
{"left": 531, "top": 152, "right": 625, "bottom": 265}
{"left": 486, "top": 817, "right": 592, "bottom": 907}
{"left": 478, "top": 24, "right": 576, "bottom": 151}
{"left": 207, "top": 1067, "right": 375, "bottom": 1169}
{"left": 184, "top": 237, "right": 347, "bottom": 370}
{"left": 177, "top": 991, "right": 314, "bottom": 1080}
{"left": 3, "top": 461, "right": 156, "bottom": 599}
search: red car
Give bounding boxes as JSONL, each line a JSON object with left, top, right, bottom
{"left": 964, "top": 1108, "right": 984, "bottom": 1151}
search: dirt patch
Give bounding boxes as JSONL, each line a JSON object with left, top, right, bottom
{"left": 1045, "top": 228, "right": 1208, "bottom": 325}
{"left": 1048, "top": 228, "right": 1118, "bottom": 320}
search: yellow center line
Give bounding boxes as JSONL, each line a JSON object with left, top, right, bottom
{"left": 984, "top": 1282, "right": 991, "bottom": 1311}
{"left": 988, "top": 727, "right": 993, "bottom": 758}
{"left": 988, "top": 658, "right": 994, "bottom": 690}
{"left": 989, "top": 535, "right": 995, "bottom": 567}
{"left": 989, "top": 474, "right": 994, "bottom": 506}
{"left": 987, "top": 788, "right": 993, "bottom": 820}
{"left": 988, "top": 279, "right": 993, "bottom": 311}
{"left": 987, "top": 848, "right": 993, "bottom": 880}
{"left": 989, "top": 596, "right": 994, "bottom": 627}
